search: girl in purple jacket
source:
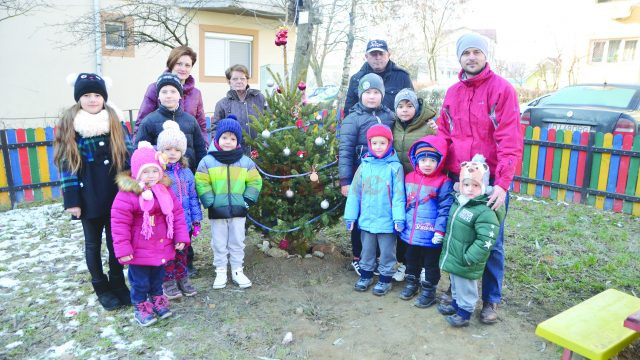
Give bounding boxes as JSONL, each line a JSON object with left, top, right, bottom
{"left": 111, "top": 142, "right": 190, "bottom": 327}
{"left": 155, "top": 120, "right": 202, "bottom": 299}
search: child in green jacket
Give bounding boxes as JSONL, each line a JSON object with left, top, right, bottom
{"left": 437, "top": 154, "right": 504, "bottom": 327}
{"left": 195, "top": 116, "right": 262, "bottom": 290}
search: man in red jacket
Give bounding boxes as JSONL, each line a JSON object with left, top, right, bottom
{"left": 437, "top": 32, "right": 523, "bottom": 324}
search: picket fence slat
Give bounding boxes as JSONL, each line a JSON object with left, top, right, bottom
{"left": 521, "top": 127, "right": 533, "bottom": 194}
{"left": 558, "top": 130, "right": 571, "bottom": 201}
{"left": 35, "top": 128, "right": 52, "bottom": 201}
{"left": 527, "top": 127, "right": 539, "bottom": 196}
{"left": 535, "top": 128, "right": 547, "bottom": 197}
{"left": 574, "top": 132, "right": 589, "bottom": 203}
{"left": 587, "top": 133, "right": 604, "bottom": 206}
{"left": 614, "top": 136, "right": 633, "bottom": 212}
{"left": 566, "top": 131, "right": 580, "bottom": 202}
{"left": 596, "top": 134, "right": 613, "bottom": 209}
{"left": 543, "top": 129, "right": 556, "bottom": 198}
{"left": 605, "top": 135, "right": 623, "bottom": 211}
{"left": 45, "top": 127, "right": 60, "bottom": 198}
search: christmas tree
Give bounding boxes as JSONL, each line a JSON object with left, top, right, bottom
{"left": 244, "top": 27, "right": 343, "bottom": 254}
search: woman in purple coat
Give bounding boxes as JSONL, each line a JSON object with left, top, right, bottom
{"left": 135, "top": 46, "right": 208, "bottom": 145}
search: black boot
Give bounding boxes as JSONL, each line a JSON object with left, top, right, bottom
{"left": 414, "top": 280, "right": 437, "bottom": 308}
{"left": 109, "top": 274, "right": 131, "bottom": 306}
{"left": 399, "top": 274, "right": 419, "bottom": 300}
{"left": 92, "top": 279, "right": 121, "bottom": 311}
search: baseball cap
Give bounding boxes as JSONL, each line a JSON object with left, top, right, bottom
{"left": 366, "top": 39, "right": 388, "bottom": 53}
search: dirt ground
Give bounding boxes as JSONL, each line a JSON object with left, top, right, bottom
{"left": 181, "top": 234, "right": 555, "bottom": 360}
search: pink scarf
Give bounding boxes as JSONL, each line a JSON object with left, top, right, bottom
{"left": 139, "top": 183, "right": 174, "bottom": 240}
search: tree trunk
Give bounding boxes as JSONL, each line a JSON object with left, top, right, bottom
{"left": 337, "top": 0, "right": 357, "bottom": 110}
{"left": 290, "top": 0, "right": 314, "bottom": 88}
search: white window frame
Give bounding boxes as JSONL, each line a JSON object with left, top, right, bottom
{"left": 591, "top": 39, "right": 640, "bottom": 63}
{"left": 105, "top": 21, "right": 127, "bottom": 50}
{"left": 203, "top": 32, "right": 253, "bottom": 77}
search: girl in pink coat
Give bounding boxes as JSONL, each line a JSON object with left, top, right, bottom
{"left": 111, "top": 141, "right": 190, "bottom": 327}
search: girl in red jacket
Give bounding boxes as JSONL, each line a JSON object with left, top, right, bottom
{"left": 111, "top": 142, "right": 190, "bottom": 327}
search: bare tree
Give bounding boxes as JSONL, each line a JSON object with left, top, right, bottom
{"left": 0, "top": 0, "right": 47, "bottom": 22}
{"left": 535, "top": 55, "right": 562, "bottom": 91}
{"left": 59, "top": 0, "right": 206, "bottom": 49}
{"left": 413, "top": 0, "right": 466, "bottom": 82}
{"left": 336, "top": 0, "right": 358, "bottom": 109}
{"left": 309, "top": 0, "right": 350, "bottom": 87}
{"left": 290, "top": 0, "right": 317, "bottom": 87}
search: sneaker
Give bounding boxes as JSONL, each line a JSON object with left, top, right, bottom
{"left": 231, "top": 268, "right": 252, "bottom": 289}
{"left": 162, "top": 280, "right": 182, "bottom": 300}
{"left": 372, "top": 281, "right": 392, "bottom": 296}
{"left": 437, "top": 303, "right": 456, "bottom": 315}
{"left": 446, "top": 314, "right": 470, "bottom": 327}
{"left": 133, "top": 301, "right": 157, "bottom": 327}
{"left": 392, "top": 263, "right": 406, "bottom": 282}
{"left": 213, "top": 268, "right": 227, "bottom": 289}
{"left": 150, "top": 294, "right": 172, "bottom": 319}
{"left": 354, "top": 277, "right": 373, "bottom": 292}
{"left": 480, "top": 302, "right": 499, "bottom": 324}
{"left": 177, "top": 277, "right": 197, "bottom": 297}
{"left": 350, "top": 259, "right": 361, "bottom": 276}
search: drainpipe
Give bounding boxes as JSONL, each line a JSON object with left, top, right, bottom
{"left": 93, "top": 0, "right": 102, "bottom": 75}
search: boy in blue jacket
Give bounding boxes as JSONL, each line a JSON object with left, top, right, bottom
{"left": 344, "top": 124, "right": 405, "bottom": 295}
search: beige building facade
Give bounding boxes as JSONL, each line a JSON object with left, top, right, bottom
{"left": 0, "top": 0, "right": 294, "bottom": 128}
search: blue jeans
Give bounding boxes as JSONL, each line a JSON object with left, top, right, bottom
{"left": 481, "top": 192, "right": 509, "bottom": 304}
{"left": 128, "top": 265, "right": 165, "bottom": 304}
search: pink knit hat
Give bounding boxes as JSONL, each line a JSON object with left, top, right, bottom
{"left": 131, "top": 141, "right": 167, "bottom": 180}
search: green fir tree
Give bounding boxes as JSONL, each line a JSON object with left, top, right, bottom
{"left": 244, "top": 69, "right": 342, "bottom": 254}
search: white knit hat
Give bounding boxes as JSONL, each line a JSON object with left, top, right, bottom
{"left": 156, "top": 120, "right": 187, "bottom": 154}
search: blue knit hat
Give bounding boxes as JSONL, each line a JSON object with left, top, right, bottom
{"left": 414, "top": 142, "right": 441, "bottom": 165}
{"left": 156, "top": 72, "right": 183, "bottom": 98}
{"left": 215, "top": 115, "right": 243, "bottom": 149}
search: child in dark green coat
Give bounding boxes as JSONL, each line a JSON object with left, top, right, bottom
{"left": 437, "top": 154, "right": 504, "bottom": 327}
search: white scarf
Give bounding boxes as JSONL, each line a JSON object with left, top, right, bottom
{"left": 73, "top": 109, "right": 110, "bottom": 138}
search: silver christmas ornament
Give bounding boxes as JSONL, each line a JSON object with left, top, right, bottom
{"left": 285, "top": 189, "right": 294, "bottom": 198}
{"left": 320, "top": 199, "right": 329, "bottom": 209}
{"left": 267, "top": 80, "right": 275, "bottom": 88}
{"left": 261, "top": 129, "right": 271, "bottom": 139}
{"left": 314, "top": 136, "right": 325, "bottom": 146}
{"left": 283, "top": 147, "right": 291, "bottom": 156}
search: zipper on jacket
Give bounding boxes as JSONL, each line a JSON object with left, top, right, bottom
{"left": 408, "top": 177, "right": 424, "bottom": 244}
{"left": 226, "top": 165, "right": 233, "bottom": 211}
{"left": 439, "top": 202, "right": 464, "bottom": 268}
{"left": 173, "top": 166, "right": 183, "bottom": 204}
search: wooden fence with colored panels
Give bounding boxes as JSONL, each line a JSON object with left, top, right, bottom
{"left": 0, "top": 109, "right": 343, "bottom": 209}
{"left": 513, "top": 126, "right": 640, "bottom": 215}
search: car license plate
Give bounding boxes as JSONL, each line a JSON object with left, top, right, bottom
{"left": 548, "top": 123, "right": 591, "bottom": 132}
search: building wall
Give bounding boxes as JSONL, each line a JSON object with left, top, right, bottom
{"left": 0, "top": 0, "right": 293, "bottom": 128}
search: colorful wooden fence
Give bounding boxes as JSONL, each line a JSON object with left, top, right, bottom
{"left": 513, "top": 126, "right": 640, "bottom": 215}
{"left": 0, "top": 110, "right": 345, "bottom": 209}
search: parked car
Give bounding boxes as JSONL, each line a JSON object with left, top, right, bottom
{"left": 519, "top": 93, "right": 552, "bottom": 114}
{"left": 307, "top": 85, "right": 338, "bottom": 105}
{"left": 520, "top": 84, "right": 640, "bottom": 136}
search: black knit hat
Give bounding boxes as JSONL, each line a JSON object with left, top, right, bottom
{"left": 215, "top": 115, "right": 243, "bottom": 148}
{"left": 156, "top": 72, "right": 183, "bottom": 98}
{"left": 74, "top": 73, "right": 108, "bottom": 102}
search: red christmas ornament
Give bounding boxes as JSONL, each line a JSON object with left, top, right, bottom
{"left": 297, "top": 81, "right": 306, "bottom": 91}
{"left": 295, "top": 118, "right": 304, "bottom": 128}
{"left": 296, "top": 150, "right": 308, "bottom": 158}
{"left": 276, "top": 86, "right": 282, "bottom": 94}
{"left": 279, "top": 238, "right": 289, "bottom": 250}
{"left": 250, "top": 149, "right": 259, "bottom": 159}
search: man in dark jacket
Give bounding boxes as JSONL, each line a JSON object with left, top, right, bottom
{"left": 344, "top": 39, "right": 413, "bottom": 115}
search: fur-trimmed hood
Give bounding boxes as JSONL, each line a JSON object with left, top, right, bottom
{"left": 116, "top": 170, "right": 172, "bottom": 194}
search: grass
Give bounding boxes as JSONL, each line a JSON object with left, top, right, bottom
{"left": 503, "top": 196, "right": 640, "bottom": 322}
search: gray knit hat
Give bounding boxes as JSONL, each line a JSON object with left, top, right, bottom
{"left": 394, "top": 88, "right": 418, "bottom": 111}
{"left": 456, "top": 33, "right": 489, "bottom": 61}
{"left": 358, "top": 73, "right": 385, "bottom": 100}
